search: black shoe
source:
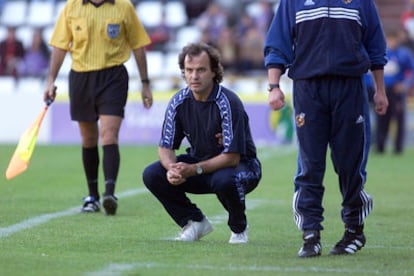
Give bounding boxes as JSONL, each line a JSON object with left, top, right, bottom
{"left": 330, "top": 227, "right": 366, "bottom": 255}
{"left": 81, "top": 196, "right": 100, "bottom": 213}
{"left": 102, "top": 194, "right": 118, "bottom": 215}
{"left": 298, "top": 230, "right": 321, "bottom": 258}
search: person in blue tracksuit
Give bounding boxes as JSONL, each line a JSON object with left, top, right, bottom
{"left": 143, "top": 42, "right": 261, "bottom": 244}
{"left": 376, "top": 30, "right": 414, "bottom": 154}
{"left": 264, "top": 0, "right": 388, "bottom": 257}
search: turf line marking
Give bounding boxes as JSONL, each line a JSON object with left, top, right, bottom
{"left": 0, "top": 188, "right": 148, "bottom": 239}
{"left": 86, "top": 262, "right": 387, "bottom": 275}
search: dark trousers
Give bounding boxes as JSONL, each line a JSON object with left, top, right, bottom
{"left": 142, "top": 154, "right": 261, "bottom": 233}
{"left": 292, "top": 76, "right": 373, "bottom": 231}
{"left": 376, "top": 86, "right": 406, "bottom": 153}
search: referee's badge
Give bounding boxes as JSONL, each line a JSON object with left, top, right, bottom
{"left": 295, "top": 113, "right": 306, "bottom": 128}
{"left": 107, "top": 24, "right": 120, "bottom": 39}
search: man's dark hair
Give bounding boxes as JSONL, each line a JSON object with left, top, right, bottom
{"left": 178, "top": 42, "right": 224, "bottom": 83}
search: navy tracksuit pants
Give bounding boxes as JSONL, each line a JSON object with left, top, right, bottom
{"left": 142, "top": 154, "right": 261, "bottom": 233}
{"left": 292, "top": 76, "right": 373, "bottom": 231}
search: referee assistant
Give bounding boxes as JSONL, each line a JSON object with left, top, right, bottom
{"left": 43, "top": 0, "right": 153, "bottom": 215}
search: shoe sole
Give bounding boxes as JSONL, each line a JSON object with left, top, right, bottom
{"left": 228, "top": 239, "right": 248, "bottom": 244}
{"left": 81, "top": 202, "right": 100, "bottom": 213}
{"left": 298, "top": 243, "right": 322, "bottom": 258}
{"left": 329, "top": 246, "right": 364, "bottom": 255}
{"left": 298, "top": 252, "right": 321, "bottom": 258}
{"left": 81, "top": 208, "right": 100, "bottom": 213}
{"left": 103, "top": 196, "right": 118, "bottom": 215}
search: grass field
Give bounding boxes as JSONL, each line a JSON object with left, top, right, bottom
{"left": 0, "top": 144, "right": 413, "bottom": 276}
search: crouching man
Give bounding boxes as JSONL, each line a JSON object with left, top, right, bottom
{"left": 142, "top": 42, "right": 261, "bottom": 243}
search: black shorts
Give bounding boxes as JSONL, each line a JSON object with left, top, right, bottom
{"left": 69, "top": 64, "right": 129, "bottom": 121}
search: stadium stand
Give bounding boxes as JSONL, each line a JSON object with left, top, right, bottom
{"left": 0, "top": 1, "right": 28, "bottom": 27}
{"left": 0, "top": 0, "right": 407, "bottom": 95}
{"left": 26, "top": 1, "right": 55, "bottom": 27}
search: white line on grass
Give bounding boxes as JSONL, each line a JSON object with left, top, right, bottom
{"left": 86, "top": 262, "right": 388, "bottom": 275}
{"left": 0, "top": 188, "right": 148, "bottom": 239}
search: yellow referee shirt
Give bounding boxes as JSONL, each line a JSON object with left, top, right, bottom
{"left": 50, "top": 0, "right": 151, "bottom": 72}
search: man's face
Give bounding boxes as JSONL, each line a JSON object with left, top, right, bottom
{"left": 183, "top": 51, "right": 216, "bottom": 99}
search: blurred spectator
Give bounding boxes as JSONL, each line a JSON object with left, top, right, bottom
{"left": 215, "top": 26, "right": 238, "bottom": 73}
{"left": 401, "top": 0, "right": 414, "bottom": 25}
{"left": 147, "top": 12, "right": 171, "bottom": 53}
{"left": 195, "top": 2, "right": 229, "bottom": 42}
{"left": 199, "top": 28, "right": 216, "bottom": 48}
{"left": 376, "top": 29, "right": 414, "bottom": 155}
{"left": 234, "top": 7, "right": 272, "bottom": 74}
{"left": 401, "top": 0, "right": 414, "bottom": 41}
{"left": 0, "top": 27, "right": 25, "bottom": 79}
{"left": 237, "top": 23, "right": 265, "bottom": 74}
{"left": 237, "top": 12, "right": 256, "bottom": 39}
{"left": 398, "top": 27, "right": 414, "bottom": 97}
{"left": 17, "top": 28, "right": 50, "bottom": 78}
{"left": 0, "top": 0, "right": 5, "bottom": 15}
{"left": 182, "top": 0, "right": 211, "bottom": 24}
{"left": 397, "top": 28, "right": 414, "bottom": 53}
{"left": 249, "top": 1, "right": 275, "bottom": 36}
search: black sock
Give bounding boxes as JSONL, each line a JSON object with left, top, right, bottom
{"left": 103, "top": 144, "right": 120, "bottom": 196}
{"left": 82, "top": 147, "right": 100, "bottom": 200}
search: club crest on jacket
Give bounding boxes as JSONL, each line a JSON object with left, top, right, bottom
{"left": 295, "top": 113, "right": 306, "bottom": 128}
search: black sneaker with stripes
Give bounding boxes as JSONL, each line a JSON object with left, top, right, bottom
{"left": 298, "top": 230, "right": 321, "bottom": 258}
{"left": 330, "top": 226, "right": 366, "bottom": 255}
{"left": 81, "top": 196, "right": 100, "bottom": 213}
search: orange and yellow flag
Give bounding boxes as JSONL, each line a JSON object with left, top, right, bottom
{"left": 5, "top": 106, "right": 49, "bottom": 180}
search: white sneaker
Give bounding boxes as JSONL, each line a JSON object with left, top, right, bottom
{"left": 229, "top": 226, "right": 248, "bottom": 244}
{"left": 175, "top": 217, "right": 213, "bottom": 241}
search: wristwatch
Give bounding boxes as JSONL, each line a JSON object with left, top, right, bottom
{"left": 267, "top": 83, "right": 280, "bottom": 92}
{"left": 195, "top": 163, "right": 203, "bottom": 175}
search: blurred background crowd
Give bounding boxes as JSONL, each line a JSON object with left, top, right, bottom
{"left": 0, "top": 0, "right": 412, "bottom": 91}
{"left": 0, "top": 0, "right": 279, "bottom": 92}
{"left": 0, "top": 0, "right": 414, "bottom": 151}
